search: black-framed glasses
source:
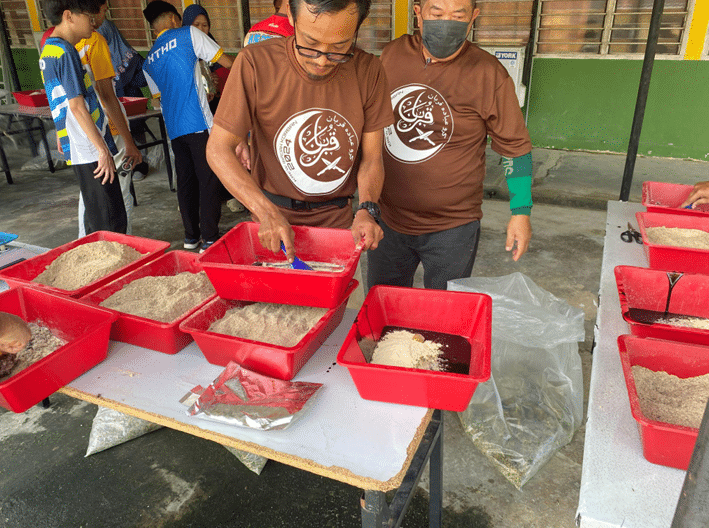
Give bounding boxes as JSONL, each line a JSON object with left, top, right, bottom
{"left": 293, "top": 29, "right": 357, "bottom": 63}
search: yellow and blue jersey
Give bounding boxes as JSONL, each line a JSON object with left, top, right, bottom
{"left": 39, "top": 36, "right": 117, "bottom": 165}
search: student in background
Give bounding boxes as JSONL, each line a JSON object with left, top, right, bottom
{"left": 243, "top": 0, "right": 294, "bottom": 45}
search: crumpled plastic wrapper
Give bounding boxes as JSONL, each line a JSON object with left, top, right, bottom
{"left": 223, "top": 445, "right": 268, "bottom": 475}
{"left": 86, "top": 406, "right": 162, "bottom": 457}
{"left": 182, "top": 362, "right": 323, "bottom": 431}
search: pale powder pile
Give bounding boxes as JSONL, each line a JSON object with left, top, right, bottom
{"left": 100, "top": 271, "right": 215, "bottom": 322}
{"left": 645, "top": 226, "right": 709, "bottom": 250}
{"left": 661, "top": 315, "right": 709, "bottom": 330}
{"left": 632, "top": 365, "right": 709, "bottom": 429}
{"left": 0, "top": 322, "right": 66, "bottom": 380}
{"left": 208, "top": 303, "right": 328, "bottom": 347}
{"left": 34, "top": 241, "right": 143, "bottom": 291}
{"left": 371, "top": 330, "right": 444, "bottom": 371}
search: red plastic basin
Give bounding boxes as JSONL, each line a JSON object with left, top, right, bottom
{"left": 642, "top": 181, "right": 709, "bottom": 216}
{"left": 337, "top": 285, "right": 492, "bottom": 411}
{"left": 119, "top": 96, "right": 148, "bottom": 116}
{"left": 0, "top": 232, "right": 169, "bottom": 299}
{"left": 180, "top": 280, "right": 358, "bottom": 380}
{"left": 198, "top": 222, "right": 361, "bottom": 308}
{"left": 636, "top": 211, "right": 709, "bottom": 274}
{"left": 12, "top": 89, "right": 48, "bottom": 107}
{"left": 615, "top": 265, "right": 709, "bottom": 346}
{"left": 0, "top": 286, "right": 117, "bottom": 413}
{"left": 81, "top": 251, "right": 216, "bottom": 355}
{"left": 617, "top": 334, "right": 708, "bottom": 470}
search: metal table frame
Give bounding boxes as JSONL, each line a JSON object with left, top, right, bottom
{"left": 0, "top": 105, "right": 174, "bottom": 191}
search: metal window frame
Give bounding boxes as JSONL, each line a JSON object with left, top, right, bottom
{"left": 534, "top": 0, "right": 695, "bottom": 59}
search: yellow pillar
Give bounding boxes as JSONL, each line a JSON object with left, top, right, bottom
{"left": 182, "top": 0, "right": 196, "bottom": 9}
{"left": 684, "top": 1, "right": 709, "bottom": 60}
{"left": 24, "top": 0, "right": 42, "bottom": 32}
{"left": 394, "top": 0, "right": 410, "bottom": 38}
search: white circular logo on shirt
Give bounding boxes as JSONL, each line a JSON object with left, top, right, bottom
{"left": 384, "top": 84, "right": 453, "bottom": 164}
{"left": 274, "top": 108, "right": 358, "bottom": 196}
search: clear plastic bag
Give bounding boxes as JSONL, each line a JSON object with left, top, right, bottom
{"left": 85, "top": 406, "right": 162, "bottom": 457}
{"left": 448, "top": 272, "right": 585, "bottom": 488}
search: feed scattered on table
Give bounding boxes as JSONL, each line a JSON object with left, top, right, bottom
{"left": 33, "top": 241, "right": 143, "bottom": 290}
{"left": 371, "top": 330, "right": 444, "bottom": 371}
{"left": 632, "top": 365, "right": 709, "bottom": 429}
{"left": 645, "top": 226, "right": 709, "bottom": 250}
{"left": 0, "top": 322, "right": 66, "bottom": 380}
{"left": 100, "top": 271, "right": 215, "bottom": 322}
{"left": 661, "top": 315, "right": 709, "bottom": 330}
{"left": 208, "top": 303, "right": 328, "bottom": 347}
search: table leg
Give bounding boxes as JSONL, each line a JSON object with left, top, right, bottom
{"left": 35, "top": 117, "right": 55, "bottom": 173}
{"left": 156, "top": 114, "right": 175, "bottom": 192}
{"left": 0, "top": 139, "right": 11, "bottom": 184}
{"left": 360, "top": 409, "right": 443, "bottom": 528}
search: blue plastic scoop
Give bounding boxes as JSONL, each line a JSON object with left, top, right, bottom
{"left": 281, "top": 242, "right": 313, "bottom": 271}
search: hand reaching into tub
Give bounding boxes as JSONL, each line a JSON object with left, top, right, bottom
{"left": 0, "top": 312, "right": 31, "bottom": 354}
{"left": 681, "top": 181, "right": 709, "bottom": 208}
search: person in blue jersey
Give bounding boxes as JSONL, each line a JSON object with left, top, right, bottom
{"left": 40, "top": 0, "right": 127, "bottom": 234}
{"left": 142, "top": 0, "right": 234, "bottom": 252}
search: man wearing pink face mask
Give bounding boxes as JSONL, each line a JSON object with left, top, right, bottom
{"left": 369, "top": 0, "right": 533, "bottom": 291}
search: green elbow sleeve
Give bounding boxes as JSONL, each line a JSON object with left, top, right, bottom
{"left": 502, "top": 152, "right": 533, "bottom": 216}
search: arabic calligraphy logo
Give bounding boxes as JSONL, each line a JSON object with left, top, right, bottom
{"left": 274, "top": 109, "right": 358, "bottom": 196}
{"left": 384, "top": 84, "right": 453, "bottom": 164}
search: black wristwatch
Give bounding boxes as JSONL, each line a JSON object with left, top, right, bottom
{"left": 357, "top": 201, "right": 381, "bottom": 224}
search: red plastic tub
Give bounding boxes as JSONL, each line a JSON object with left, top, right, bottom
{"left": 81, "top": 251, "right": 216, "bottom": 354}
{"left": 198, "top": 222, "right": 362, "bottom": 308}
{"left": 337, "top": 285, "right": 492, "bottom": 411}
{"left": 636, "top": 211, "right": 709, "bottom": 274}
{"left": 615, "top": 265, "right": 709, "bottom": 346}
{"left": 119, "top": 96, "right": 148, "bottom": 116}
{"left": 180, "top": 280, "right": 358, "bottom": 380}
{"left": 617, "top": 334, "right": 709, "bottom": 470}
{"left": 0, "top": 231, "right": 169, "bottom": 298}
{"left": 642, "top": 181, "right": 709, "bottom": 216}
{"left": 12, "top": 89, "right": 48, "bottom": 107}
{"left": 0, "top": 286, "right": 117, "bottom": 413}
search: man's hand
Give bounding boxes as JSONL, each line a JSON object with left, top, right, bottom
{"left": 94, "top": 149, "right": 117, "bottom": 185}
{"left": 506, "top": 215, "right": 532, "bottom": 261}
{"left": 681, "top": 181, "right": 709, "bottom": 208}
{"left": 235, "top": 140, "right": 251, "bottom": 171}
{"left": 258, "top": 212, "right": 296, "bottom": 259}
{"left": 123, "top": 140, "right": 142, "bottom": 170}
{"left": 0, "top": 313, "right": 31, "bottom": 355}
{"left": 351, "top": 209, "right": 384, "bottom": 250}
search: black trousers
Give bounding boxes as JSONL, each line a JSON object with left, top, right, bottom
{"left": 74, "top": 161, "right": 127, "bottom": 235}
{"left": 367, "top": 219, "right": 481, "bottom": 290}
{"left": 171, "top": 131, "right": 222, "bottom": 242}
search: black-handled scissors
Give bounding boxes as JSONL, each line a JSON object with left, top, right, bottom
{"left": 620, "top": 223, "right": 642, "bottom": 244}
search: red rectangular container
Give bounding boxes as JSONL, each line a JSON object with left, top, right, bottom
{"left": 617, "top": 334, "right": 708, "bottom": 470}
{"left": 0, "top": 231, "right": 169, "bottom": 299}
{"left": 180, "top": 280, "right": 358, "bottom": 380}
{"left": 12, "top": 89, "right": 48, "bottom": 107}
{"left": 614, "top": 265, "right": 709, "bottom": 346}
{"left": 337, "top": 286, "right": 492, "bottom": 411}
{"left": 0, "top": 286, "right": 117, "bottom": 413}
{"left": 81, "top": 251, "right": 216, "bottom": 354}
{"left": 642, "top": 181, "right": 709, "bottom": 217}
{"left": 119, "top": 96, "right": 148, "bottom": 116}
{"left": 198, "top": 222, "right": 362, "bottom": 308}
{"left": 636, "top": 211, "right": 709, "bottom": 274}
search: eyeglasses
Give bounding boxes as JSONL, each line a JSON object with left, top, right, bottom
{"left": 293, "top": 30, "right": 357, "bottom": 63}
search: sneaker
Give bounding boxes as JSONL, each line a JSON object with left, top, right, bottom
{"left": 200, "top": 240, "right": 216, "bottom": 254}
{"left": 132, "top": 161, "right": 149, "bottom": 181}
{"left": 226, "top": 198, "right": 245, "bottom": 213}
{"left": 184, "top": 238, "right": 200, "bottom": 250}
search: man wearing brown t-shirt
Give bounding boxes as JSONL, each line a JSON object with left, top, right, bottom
{"left": 206, "top": 0, "right": 393, "bottom": 261}
{"left": 368, "top": 0, "right": 533, "bottom": 290}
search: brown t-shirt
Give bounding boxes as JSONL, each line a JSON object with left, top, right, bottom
{"left": 379, "top": 34, "right": 532, "bottom": 235}
{"left": 214, "top": 36, "right": 394, "bottom": 228}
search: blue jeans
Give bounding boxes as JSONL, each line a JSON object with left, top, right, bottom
{"left": 367, "top": 219, "right": 481, "bottom": 290}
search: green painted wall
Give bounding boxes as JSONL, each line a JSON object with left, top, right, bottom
{"left": 10, "top": 48, "right": 43, "bottom": 90}
{"left": 526, "top": 58, "right": 709, "bottom": 161}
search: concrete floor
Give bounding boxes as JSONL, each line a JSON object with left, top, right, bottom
{"left": 0, "top": 139, "right": 706, "bottom": 527}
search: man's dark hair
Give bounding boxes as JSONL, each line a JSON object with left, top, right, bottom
{"left": 288, "top": 0, "right": 371, "bottom": 29}
{"left": 43, "top": 0, "right": 102, "bottom": 25}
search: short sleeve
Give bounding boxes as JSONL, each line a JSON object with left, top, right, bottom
{"left": 61, "top": 50, "right": 88, "bottom": 100}
{"left": 87, "top": 32, "right": 116, "bottom": 82}
{"left": 487, "top": 75, "right": 532, "bottom": 158}
{"left": 212, "top": 51, "right": 254, "bottom": 139}
{"left": 190, "top": 26, "right": 222, "bottom": 64}
{"left": 361, "top": 55, "right": 394, "bottom": 133}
